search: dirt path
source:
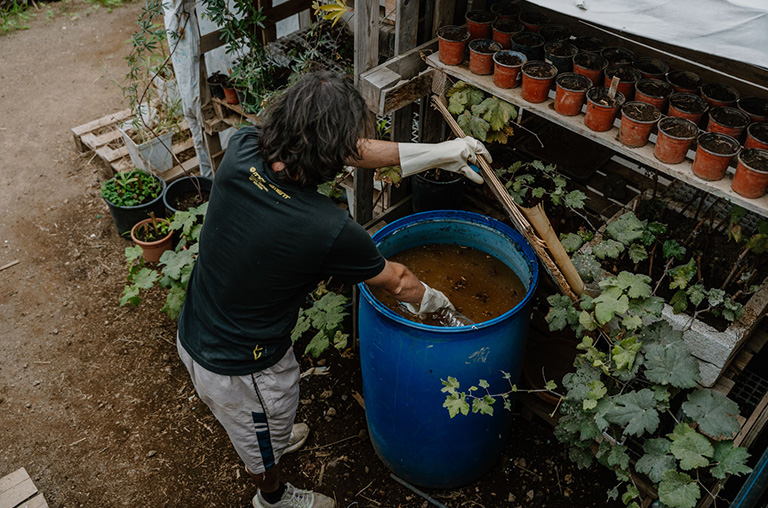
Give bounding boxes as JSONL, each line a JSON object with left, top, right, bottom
{"left": 0, "top": 3, "right": 620, "bottom": 507}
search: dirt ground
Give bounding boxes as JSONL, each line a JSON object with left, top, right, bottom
{"left": 0, "top": 3, "right": 620, "bottom": 506}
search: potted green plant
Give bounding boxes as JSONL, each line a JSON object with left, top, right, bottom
{"left": 447, "top": 80, "right": 518, "bottom": 144}
{"left": 101, "top": 169, "right": 167, "bottom": 237}
{"left": 130, "top": 213, "right": 173, "bottom": 263}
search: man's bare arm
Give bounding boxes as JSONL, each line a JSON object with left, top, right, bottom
{"left": 364, "top": 260, "right": 425, "bottom": 304}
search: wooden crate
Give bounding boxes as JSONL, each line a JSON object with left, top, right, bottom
{"left": 71, "top": 109, "right": 200, "bottom": 182}
{"left": 0, "top": 468, "right": 48, "bottom": 508}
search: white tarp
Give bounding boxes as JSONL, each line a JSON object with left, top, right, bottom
{"left": 527, "top": 0, "right": 768, "bottom": 72}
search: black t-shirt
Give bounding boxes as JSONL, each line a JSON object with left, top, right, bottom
{"left": 178, "top": 127, "right": 386, "bottom": 375}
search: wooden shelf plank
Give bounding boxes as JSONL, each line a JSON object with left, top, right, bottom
{"left": 425, "top": 53, "right": 768, "bottom": 219}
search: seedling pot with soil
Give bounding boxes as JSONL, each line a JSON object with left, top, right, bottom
{"left": 490, "top": 1, "right": 521, "bottom": 21}
{"left": 437, "top": 26, "right": 470, "bottom": 66}
{"left": 745, "top": 123, "right": 768, "bottom": 150}
{"left": 543, "top": 41, "right": 577, "bottom": 75}
{"left": 600, "top": 46, "right": 634, "bottom": 66}
{"left": 634, "top": 78, "right": 673, "bottom": 114}
{"left": 468, "top": 39, "right": 501, "bottom": 75}
{"left": 584, "top": 87, "right": 625, "bottom": 132}
{"left": 491, "top": 19, "right": 523, "bottom": 49}
{"left": 691, "top": 132, "right": 741, "bottom": 181}
{"left": 518, "top": 11, "right": 550, "bottom": 32}
{"left": 572, "top": 52, "right": 607, "bottom": 87}
{"left": 707, "top": 106, "right": 750, "bottom": 140}
{"left": 634, "top": 57, "right": 669, "bottom": 79}
{"left": 411, "top": 169, "right": 465, "bottom": 212}
{"left": 619, "top": 101, "right": 661, "bottom": 147}
{"left": 465, "top": 10, "right": 496, "bottom": 41}
{"left": 572, "top": 36, "right": 604, "bottom": 54}
{"left": 521, "top": 61, "right": 557, "bottom": 103}
{"left": 510, "top": 31, "right": 545, "bottom": 61}
{"left": 130, "top": 216, "right": 173, "bottom": 263}
{"left": 554, "top": 72, "right": 592, "bottom": 116}
{"left": 206, "top": 71, "right": 228, "bottom": 100}
{"left": 101, "top": 170, "right": 167, "bottom": 237}
{"left": 163, "top": 175, "right": 213, "bottom": 215}
{"left": 665, "top": 69, "right": 703, "bottom": 94}
{"left": 603, "top": 65, "right": 641, "bottom": 101}
{"left": 738, "top": 96, "right": 768, "bottom": 123}
{"left": 732, "top": 148, "right": 768, "bottom": 198}
{"left": 538, "top": 24, "right": 571, "bottom": 42}
{"left": 118, "top": 123, "right": 175, "bottom": 174}
{"left": 221, "top": 80, "right": 239, "bottom": 104}
{"left": 654, "top": 116, "right": 698, "bottom": 164}
{"left": 493, "top": 50, "right": 526, "bottom": 89}
{"left": 701, "top": 82, "right": 740, "bottom": 109}
{"left": 668, "top": 92, "right": 709, "bottom": 125}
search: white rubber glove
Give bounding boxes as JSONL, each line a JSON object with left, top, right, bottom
{"left": 403, "top": 282, "right": 455, "bottom": 317}
{"left": 398, "top": 138, "right": 491, "bottom": 185}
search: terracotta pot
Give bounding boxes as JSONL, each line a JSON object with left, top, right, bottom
{"left": 619, "top": 101, "right": 661, "bottom": 147}
{"left": 603, "top": 65, "right": 641, "bottom": 101}
{"left": 584, "top": 87, "right": 625, "bottom": 132}
{"left": 468, "top": 39, "right": 501, "bottom": 75}
{"left": 465, "top": 10, "right": 496, "bottom": 41}
{"left": 437, "top": 25, "right": 471, "bottom": 66}
{"left": 691, "top": 132, "right": 740, "bottom": 181}
{"left": 654, "top": 117, "right": 698, "bottom": 164}
{"left": 707, "top": 107, "right": 750, "bottom": 140}
{"left": 490, "top": 2, "right": 521, "bottom": 20}
{"left": 701, "top": 82, "right": 740, "bottom": 109}
{"left": 130, "top": 218, "right": 173, "bottom": 263}
{"left": 554, "top": 73, "right": 592, "bottom": 116}
{"left": 738, "top": 97, "right": 768, "bottom": 124}
{"left": 634, "top": 57, "right": 670, "bottom": 80}
{"left": 222, "top": 84, "right": 239, "bottom": 105}
{"left": 518, "top": 11, "right": 550, "bottom": 32}
{"left": 544, "top": 41, "right": 578, "bottom": 75}
{"left": 573, "top": 53, "right": 608, "bottom": 88}
{"left": 668, "top": 92, "right": 709, "bottom": 125}
{"left": 492, "top": 19, "right": 523, "bottom": 49}
{"left": 539, "top": 24, "right": 571, "bottom": 42}
{"left": 521, "top": 61, "right": 558, "bottom": 103}
{"left": 493, "top": 50, "right": 527, "bottom": 89}
{"left": 510, "top": 31, "right": 545, "bottom": 61}
{"left": 634, "top": 78, "right": 673, "bottom": 113}
{"left": 572, "top": 36, "right": 604, "bottom": 54}
{"left": 745, "top": 123, "right": 768, "bottom": 150}
{"left": 665, "top": 70, "right": 703, "bottom": 94}
{"left": 601, "top": 46, "right": 634, "bottom": 66}
{"left": 732, "top": 149, "right": 768, "bottom": 198}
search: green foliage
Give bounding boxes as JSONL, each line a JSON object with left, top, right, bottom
{"left": 447, "top": 81, "right": 517, "bottom": 143}
{"left": 495, "top": 160, "right": 587, "bottom": 211}
{"left": 658, "top": 470, "right": 700, "bottom": 508}
{"left": 711, "top": 441, "right": 752, "bottom": 479}
{"left": 1, "top": 0, "right": 31, "bottom": 35}
{"left": 293, "top": 291, "right": 350, "bottom": 358}
{"left": 101, "top": 170, "right": 163, "bottom": 209}
{"left": 681, "top": 389, "right": 741, "bottom": 439}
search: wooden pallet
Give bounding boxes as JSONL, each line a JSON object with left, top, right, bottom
{"left": 0, "top": 468, "right": 48, "bottom": 508}
{"left": 71, "top": 109, "right": 200, "bottom": 182}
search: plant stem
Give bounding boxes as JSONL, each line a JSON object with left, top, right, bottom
{"left": 720, "top": 246, "right": 750, "bottom": 290}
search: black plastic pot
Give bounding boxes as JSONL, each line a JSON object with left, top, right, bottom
{"left": 411, "top": 172, "right": 464, "bottom": 213}
{"left": 103, "top": 172, "right": 167, "bottom": 238}
{"left": 207, "top": 72, "right": 228, "bottom": 100}
{"left": 163, "top": 175, "right": 214, "bottom": 215}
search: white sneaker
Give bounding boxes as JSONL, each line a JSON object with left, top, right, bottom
{"left": 284, "top": 423, "right": 309, "bottom": 454}
{"left": 252, "top": 483, "right": 335, "bottom": 508}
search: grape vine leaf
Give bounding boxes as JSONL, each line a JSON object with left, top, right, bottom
{"left": 663, "top": 240, "right": 687, "bottom": 260}
{"left": 564, "top": 190, "right": 587, "bottom": 209}
{"left": 562, "top": 363, "right": 602, "bottom": 403}
{"left": 305, "top": 330, "right": 330, "bottom": 358}
{"left": 290, "top": 314, "right": 312, "bottom": 342}
{"left": 635, "top": 438, "right": 676, "bottom": 483}
{"left": 622, "top": 314, "right": 643, "bottom": 331}
{"left": 304, "top": 293, "right": 348, "bottom": 330}
{"left": 668, "top": 423, "right": 714, "bottom": 470}
{"left": 681, "top": 389, "right": 741, "bottom": 439}
{"left": 472, "top": 395, "right": 495, "bottom": 416}
{"left": 472, "top": 97, "right": 517, "bottom": 130}
{"left": 120, "top": 285, "right": 141, "bottom": 307}
{"left": 613, "top": 271, "right": 653, "bottom": 299}
{"left": 457, "top": 111, "right": 490, "bottom": 141}
{"left": 707, "top": 288, "right": 725, "bottom": 307}
{"left": 628, "top": 243, "right": 649, "bottom": 264}
{"left": 568, "top": 446, "right": 594, "bottom": 469}
{"left": 606, "top": 212, "right": 646, "bottom": 246}
{"left": 592, "top": 239, "right": 625, "bottom": 260}
{"left": 443, "top": 393, "right": 470, "bottom": 418}
{"left": 613, "top": 336, "right": 642, "bottom": 372}
{"left": 131, "top": 267, "right": 159, "bottom": 289}
{"left": 643, "top": 340, "right": 701, "bottom": 389}
{"left": 545, "top": 294, "right": 579, "bottom": 331}
{"left": 161, "top": 285, "right": 186, "bottom": 320}
{"left": 669, "top": 258, "right": 697, "bottom": 290}
{"left": 572, "top": 252, "right": 602, "bottom": 283}
{"left": 592, "top": 286, "right": 629, "bottom": 325}
{"left": 603, "top": 389, "right": 660, "bottom": 437}
{"left": 670, "top": 289, "right": 689, "bottom": 314}
{"left": 658, "top": 470, "right": 701, "bottom": 508}
{"left": 711, "top": 441, "right": 752, "bottom": 479}
{"left": 687, "top": 284, "right": 707, "bottom": 307}
{"left": 560, "top": 233, "right": 584, "bottom": 253}
{"left": 622, "top": 485, "right": 640, "bottom": 506}
{"left": 638, "top": 320, "right": 682, "bottom": 347}
{"left": 333, "top": 329, "right": 348, "bottom": 350}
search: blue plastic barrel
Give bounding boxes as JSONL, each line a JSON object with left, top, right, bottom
{"left": 358, "top": 210, "right": 539, "bottom": 489}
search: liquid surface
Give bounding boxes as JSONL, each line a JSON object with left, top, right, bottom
{"left": 371, "top": 244, "right": 526, "bottom": 326}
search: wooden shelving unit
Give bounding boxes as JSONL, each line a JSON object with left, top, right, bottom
{"left": 425, "top": 53, "right": 768, "bottom": 219}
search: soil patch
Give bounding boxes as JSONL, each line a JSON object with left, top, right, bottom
{"left": 702, "top": 83, "right": 739, "bottom": 102}
{"left": 573, "top": 36, "right": 604, "bottom": 53}
{"left": 667, "top": 70, "right": 703, "bottom": 90}
{"left": 512, "top": 32, "right": 544, "bottom": 48}
{"left": 496, "top": 52, "right": 523, "bottom": 66}
{"left": 660, "top": 118, "right": 698, "bottom": 138}
{"left": 438, "top": 26, "right": 468, "bottom": 41}
{"left": 601, "top": 47, "right": 634, "bottom": 65}
{"left": 636, "top": 79, "right": 672, "bottom": 98}
{"left": 749, "top": 123, "right": 768, "bottom": 144}
{"left": 546, "top": 41, "right": 577, "bottom": 58}
{"left": 558, "top": 74, "right": 590, "bottom": 91}
{"left": 740, "top": 97, "right": 768, "bottom": 118}
{"left": 699, "top": 134, "right": 740, "bottom": 155}
{"left": 467, "top": 10, "right": 495, "bottom": 23}
{"left": 471, "top": 40, "right": 501, "bottom": 54}
{"left": 172, "top": 190, "right": 211, "bottom": 211}
{"left": 670, "top": 93, "right": 708, "bottom": 114}
{"left": 742, "top": 149, "right": 768, "bottom": 171}
{"left": 524, "top": 62, "right": 556, "bottom": 78}
{"left": 605, "top": 65, "right": 640, "bottom": 82}
{"left": 589, "top": 88, "right": 623, "bottom": 108}
{"left": 710, "top": 107, "right": 750, "bottom": 128}
{"left": 539, "top": 24, "right": 570, "bottom": 42}
{"left": 493, "top": 19, "right": 522, "bottom": 34}
{"left": 574, "top": 52, "right": 606, "bottom": 70}
{"left": 635, "top": 58, "right": 668, "bottom": 76}
{"left": 623, "top": 102, "right": 660, "bottom": 122}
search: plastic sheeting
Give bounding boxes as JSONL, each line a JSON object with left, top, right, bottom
{"left": 526, "top": 0, "right": 768, "bottom": 71}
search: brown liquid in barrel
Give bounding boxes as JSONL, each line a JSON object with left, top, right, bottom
{"left": 371, "top": 244, "right": 526, "bottom": 326}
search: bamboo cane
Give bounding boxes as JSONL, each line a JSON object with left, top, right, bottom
{"left": 430, "top": 94, "right": 578, "bottom": 302}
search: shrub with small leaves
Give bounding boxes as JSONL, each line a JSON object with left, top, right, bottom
{"left": 447, "top": 81, "right": 517, "bottom": 144}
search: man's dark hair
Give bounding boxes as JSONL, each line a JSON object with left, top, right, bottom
{"left": 258, "top": 71, "right": 375, "bottom": 187}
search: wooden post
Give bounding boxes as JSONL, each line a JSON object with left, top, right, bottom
{"left": 418, "top": 0, "right": 453, "bottom": 144}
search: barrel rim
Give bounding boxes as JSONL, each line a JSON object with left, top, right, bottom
{"left": 358, "top": 210, "right": 540, "bottom": 333}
